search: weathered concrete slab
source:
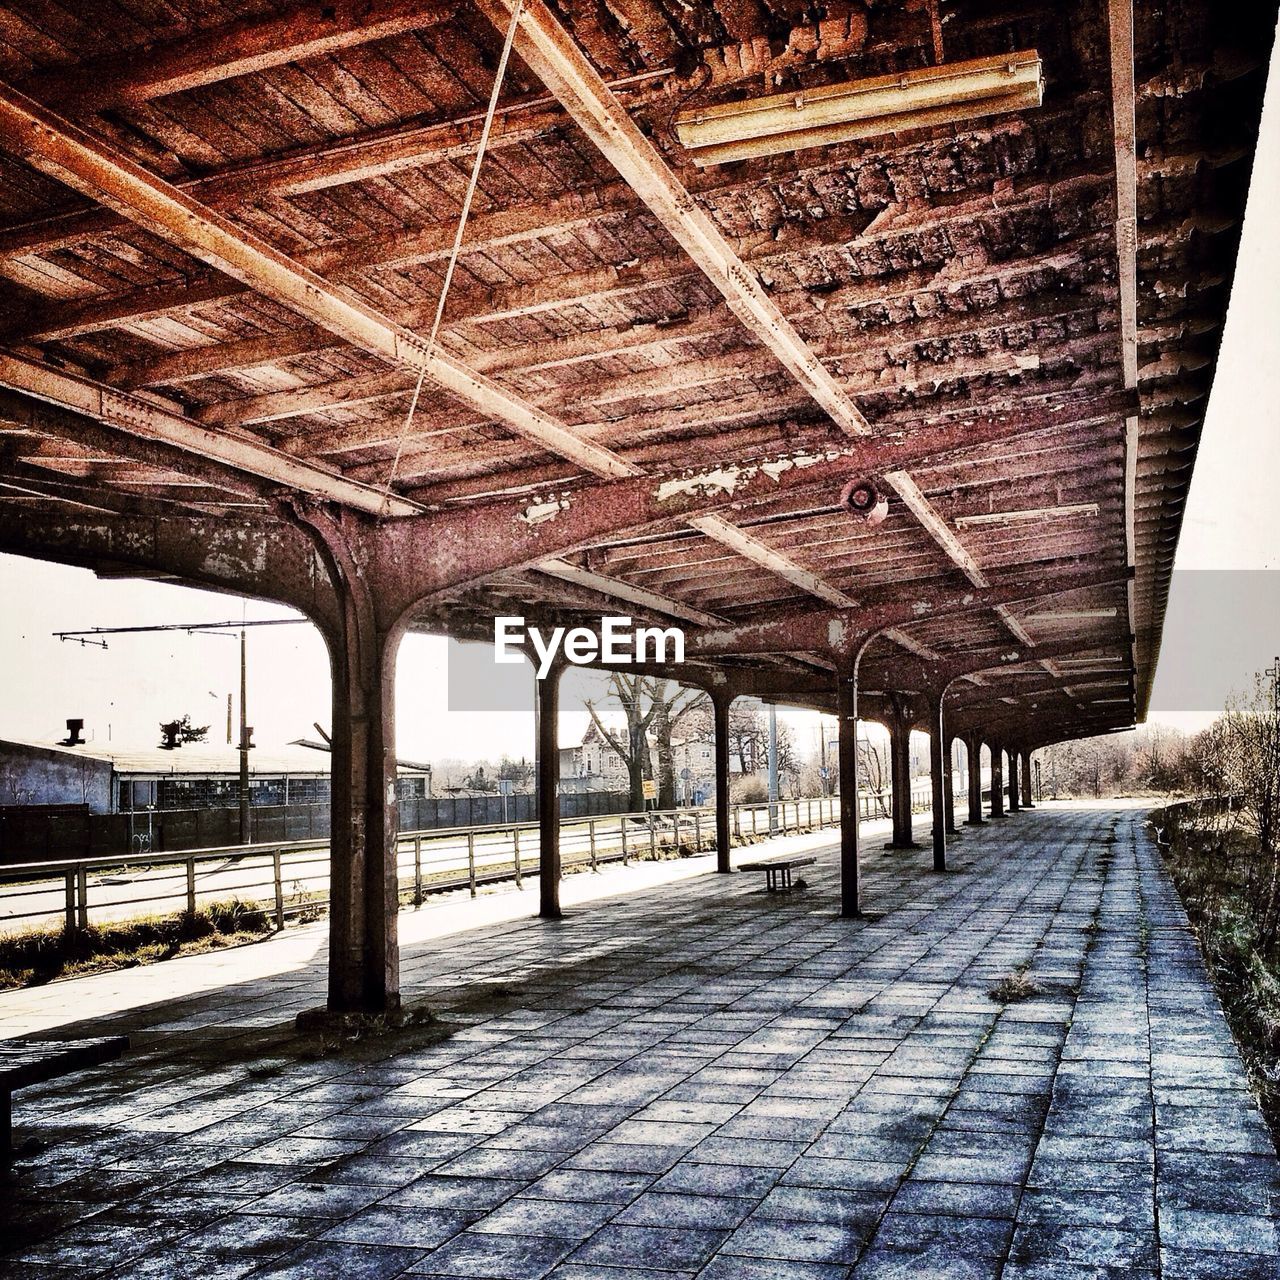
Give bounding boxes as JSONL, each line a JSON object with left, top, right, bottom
{"left": 1, "top": 803, "right": 1276, "bottom": 1278}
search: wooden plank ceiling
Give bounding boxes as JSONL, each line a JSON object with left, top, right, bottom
{"left": 0, "top": 0, "right": 1271, "bottom": 742}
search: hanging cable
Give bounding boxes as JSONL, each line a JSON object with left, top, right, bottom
{"left": 380, "top": 0, "right": 525, "bottom": 515}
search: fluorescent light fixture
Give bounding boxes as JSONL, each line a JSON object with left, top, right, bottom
{"left": 955, "top": 502, "right": 1098, "bottom": 529}
{"left": 675, "top": 51, "right": 1044, "bottom": 166}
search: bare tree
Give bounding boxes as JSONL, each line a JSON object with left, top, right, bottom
{"left": 0, "top": 762, "right": 33, "bottom": 807}
{"left": 711, "top": 700, "right": 796, "bottom": 781}
{"left": 649, "top": 680, "right": 708, "bottom": 808}
{"left": 857, "top": 740, "right": 891, "bottom": 817}
{"left": 586, "top": 673, "right": 658, "bottom": 810}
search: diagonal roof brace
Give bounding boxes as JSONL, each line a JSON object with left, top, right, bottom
{"left": 0, "top": 352, "right": 421, "bottom": 518}
{"left": 472, "top": 0, "right": 1086, "bottom": 660}
{"left": 27, "top": 0, "right": 459, "bottom": 109}
{"left": 0, "top": 78, "right": 637, "bottom": 486}
{"left": 687, "top": 514, "right": 857, "bottom": 609}
{"left": 475, "top": 0, "right": 872, "bottom": 438}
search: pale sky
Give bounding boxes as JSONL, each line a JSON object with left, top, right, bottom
{"left": 1, "top": 32, "right": 1276, "bottom": 761}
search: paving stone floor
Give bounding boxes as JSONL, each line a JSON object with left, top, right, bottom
{"left": 3, "top": 803, "right": 1279, "bottom": 1279}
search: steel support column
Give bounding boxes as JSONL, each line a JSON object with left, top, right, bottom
{"left": 926, "top": 691, "right": 947, "bottom": 872}
{"left": 943, "top": 734, "right": 959, "bottom": 835}
{"left": 713, "top": 689, "right": 733, "bottom": 874}
{"left": 886, "top": 695, "right": 920, "bottom": 850}
{"left": 990, "top": 741, "right": 1005, "bottom": 818}
{"left": 321, "top": 612, "right": 401, "bottom": 1016}
{"left": 836, "top": 667, "right": 861, "bottom": 917}
{"left": 536, "top": 661, "right": 564, "bottom": 919}
{"left": 1021, "top": 750, "right": 1035, "bottom": 807}
{"left": 965, "top": 733, "right": 985, "bottom": 826}
{"left": 1007, "top": 748, "right": 1021, "bottom": 813}
{"left": 286, "top": 514, "right": 403, "bottom": 1023}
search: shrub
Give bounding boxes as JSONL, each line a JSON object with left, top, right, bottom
{"left": 0, "top": 897, "right": 272, "bottom": 989}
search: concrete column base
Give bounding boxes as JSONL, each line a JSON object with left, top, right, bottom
{"left": 296, "top": 997, "right": 431, "bottom": 1035}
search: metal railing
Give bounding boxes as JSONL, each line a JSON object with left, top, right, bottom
{"left": 0, "top": 784, "right": 941, "bottom": 937}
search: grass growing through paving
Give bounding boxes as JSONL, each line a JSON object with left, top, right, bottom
{"left": 0, "top": 898, "right": 274, "bottom": 989}
{"left": 987, "top": 969, "right": 1045, "bottom": 1003}
{"left": 1156, "top": 801, "right": 1280, "bottom": 1140}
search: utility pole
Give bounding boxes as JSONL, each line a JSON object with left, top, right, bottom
{"left": 238, "top": 628, "right": 253, "bottom": 844}
{"left": 768, "top": 703, "right": 779, "bottom": 832}
{"left": 54, "top": 615, "right": 301, "bottom": 848}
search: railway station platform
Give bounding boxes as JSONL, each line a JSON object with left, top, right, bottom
{"left": 2, "top": 803, "right": 1277, "bottom": 1279}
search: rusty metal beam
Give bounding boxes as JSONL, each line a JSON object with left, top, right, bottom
{"left": 0, "top": 352, "right": 418, "bottom": 517}
{"left": 476, "top": 0, "right": 870, "bottom": 438}
{"left": 0, "top": 386, "right": 269, "bottom": 503}
{"left": 366, "top": 392, "right": 1141, "bottom": 610}
{"left": 881, "top": 470, "right": 988, "bottom": 588}
{"left": 0, "top": 79, "right": 636, "bottom": 484}
{"left": 27, "top": 0, "right": 458, "bottom": 108}
{"left": 0, "top": 509, "right": 337, "bottom": 627}
{"left": 683, "top": 564, "right": 1131, "bottom": 659}
{"left": 532, "top": 559, "right": 725, "bottom": 627}
{"left": 407, "top": 387, "right": 1138, "bottom": 504}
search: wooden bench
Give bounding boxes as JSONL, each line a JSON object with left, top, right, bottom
{"left": 739, "top": 856, "right": 816, "bottom": 892}
{"left": 2, "top": 1036, "right": 128, "bottom": 1159}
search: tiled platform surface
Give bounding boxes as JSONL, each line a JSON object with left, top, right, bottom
{"left": 3, "top": 803, "right": 1278, "bottom": 1280}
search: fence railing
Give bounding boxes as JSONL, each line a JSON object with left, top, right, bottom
{"left": 0, "top": 783, "right": 942, "bottom": 936}
{"left": 0, "top": 788, "right": 638, "bottom": 863}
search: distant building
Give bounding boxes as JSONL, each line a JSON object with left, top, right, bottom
{"left": 559, "top": 719, "right": 634, "bottom": 790}
{"left": 0, "top": 730, "right": 432, "bottom": 815}
{"left": 559, "top": 721, "right": 719, "bottom": 801}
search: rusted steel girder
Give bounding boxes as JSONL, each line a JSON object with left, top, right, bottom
{"left": 0, "top": 509, "right": 339, "bottom": 631}
{"left": 0, "top": 389, "right": 272, "bottom": 505}
{"left": 410, "top": 387, "right": 1137, "bottom": 505}
{"left": 860, "top": 634, "right": 1135, "bottom": 706}
{"left": 374, "top": 409, "right": 1134, "bottom": 624}
{"left": 0, "top": 340, "right": 1133, "bottom": 617}
{"left": 685, "top": 565, "right": 1132, "bottom": 660}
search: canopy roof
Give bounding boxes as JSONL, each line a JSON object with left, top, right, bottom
{"left": 0, "top": 0, "right": 1271, "bottom": 743}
